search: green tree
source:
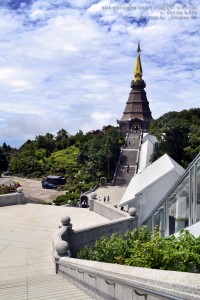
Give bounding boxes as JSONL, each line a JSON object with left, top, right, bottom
{"left": 55, "top": 129, "right": 69, "bottom": 150}
{"left": 77, "top": 127, "right": 124, "bottom": 182}
{"left": 0, "top": 143, "right": 15, "bottom": 173}
{"left": 150, "top": 108, "right": 200, "bottom": 167}
{"left": 35, "top": 133, "right": 55, "bottom": 157}
{"left": 184, "top": 124, "right": 200, "bottom": 161}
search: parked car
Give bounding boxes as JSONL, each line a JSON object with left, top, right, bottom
{"left": 42, "top": 182, "right": 57, "bottom": 189}
{"left": 2, "top": 171, "right": 13, "bottom": 176}
{"left": 42, "top": 175, "right": 66, "bottom": 189}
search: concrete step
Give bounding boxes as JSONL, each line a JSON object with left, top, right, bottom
{"left": 114, "top": 179, "right": 132, "bottom": 186}
{"left": 0, "top": 274, "right": 92, "bottom": 300}
{"left": 113, "top": 132, "right": 141, "bottom": 186}
{"left": 114, "top": 166, "right": 136, "bottom": 186}
{"left": 126, "top": 139, "right": 140, "bottom": 149}
{"left": 125, "top": 132, "right": 141, "bottom": 149}
{"left": 121, "top": 150, "right": 138, "bottom": 165}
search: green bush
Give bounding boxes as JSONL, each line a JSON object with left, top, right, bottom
{"left": 67, "top": 187, "right": 77, "bottom": 193}
{"left": 0, "top": 184, "right": 21, "bottom": 195}
{"left": 0, "top": 186, "right": 10, "bottom": 195}
{"left": 53, "top": 193, "right": 79, "bottom": 205}
{"left": 77, "top": 227, "right": 200, "bottom": 273}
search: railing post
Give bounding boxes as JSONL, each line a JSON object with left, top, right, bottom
{"left": 89, "top": 192, "right": 97, "bottom": 211}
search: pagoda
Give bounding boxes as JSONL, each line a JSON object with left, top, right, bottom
{"left": 117, "top": 43, "right": 153, "bottom": 134}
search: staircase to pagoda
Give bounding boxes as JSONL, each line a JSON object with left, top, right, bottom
{"left": 113, "top": 132, "right": 141, "bottom": 186}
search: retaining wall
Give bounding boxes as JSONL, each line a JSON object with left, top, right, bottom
{"left": 52, "top": 213, "right": 200, "bottom": 299}
{"left": 68, "top": 216, "right": 137, "bottom": 257}
{"left": 52, "top": 214, "right": 137, "bottom": 257}
{"left": 0, "top": 192, "right": 26, "bottom": 207}
{"left": 89, "top": 198, "right": 129, "bottom": 220}
{"left": 57, "top": 257, "right": 200, "bottom": 300}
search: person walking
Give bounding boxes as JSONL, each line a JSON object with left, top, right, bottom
{"left": 107, "top": 196, "right": 110, "bottom": 202}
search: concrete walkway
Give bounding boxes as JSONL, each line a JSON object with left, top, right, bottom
{"left": 88, "top": 186, "right": 127, "bottom": 207}
{"left": 0, "top": 204, "right": 109, "bottom": 299}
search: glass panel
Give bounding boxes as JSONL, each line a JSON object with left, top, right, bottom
{"left": 196, "top": 158, "right": 200, "bottom": 222}
{"left": 145, "top": 217, "right": 153, "bottom": 232}
{"left": 153, "top": 206, "right": 165, "bottom": 237}
{"left": 168, "top": 174, "right": 189, "bottom": 235}
{"left": 190, "top": 166, "right": 195, "bottom": 224}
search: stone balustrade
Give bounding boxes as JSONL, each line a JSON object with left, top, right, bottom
{"left": 57, "top": 257, "right": 200, "bottom": 300}
{"left": 52, "top": 210, "right": 200, "bottom": 299}
{"left": 52, "top": 209, "right": 137, "bottom": 258}
{"left": 89, "top": 194, "right": 130, "bottom": 220}
{"left": 0, "top": 189, "right": 26, "bottom": 207}
{"left": 52, "top": 194, "right": 138, "bottom": 258}
{"left": 52, "top": 216, "right": 72, "bottom": 272}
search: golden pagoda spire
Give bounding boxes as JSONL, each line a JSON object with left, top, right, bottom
{"left": 134, "top": 42, "right": 143, "bottom": 81}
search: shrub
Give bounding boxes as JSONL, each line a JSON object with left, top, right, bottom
{"left": 67, "top": 187, "right": 77, "bottom": 193}
{"left": 77, "top": 227, "right": 200, "bottom": 273}
{"left": 0, "top": 185, "right": 10, "bottom": 195}
{"left": 77, "top": 233, "right": 129, "bottom": 264}
{"left": 53, "top": 193, "right": 79, "bottom": 205}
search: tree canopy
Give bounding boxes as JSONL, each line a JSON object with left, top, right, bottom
{"left": 7, "top": 126, "right": 124, "bottom": 184}
{"left": 1, "top": 108, "right": 200, "bottom": 179}
{"left": 0, "top": 143, "right": 16, "bottom": 173}
{"left": 149, "top": 108, "right": 200, "bottom": 167}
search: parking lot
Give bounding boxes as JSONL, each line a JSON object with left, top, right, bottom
{"left": 0, "top": 176, "right": 66, "bottom": 203}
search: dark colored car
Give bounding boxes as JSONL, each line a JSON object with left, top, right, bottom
{"left": 42, "top": 175, "right": 66, "bottom": 189}
{"left": 2, "top": 171, "right": 13, "bottom": 176}
{"left": 42, "top": 182, "right": 57, "bottom": 189}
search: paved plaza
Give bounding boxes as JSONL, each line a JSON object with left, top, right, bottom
{"left": 0, "top": 176, "right": 127, "bottom": 298}
{"left": 0, "top": 203, "right": 108, "bottom": 299}
{"left": 0, "top": 177, "right": 127, "bottom": 206}
{"left": 88, "top": 186, "right": 127, "bottom": 207}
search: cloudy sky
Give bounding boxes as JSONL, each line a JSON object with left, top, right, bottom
{"left": 0, "top": 0, "right": 199, "bottom": 148}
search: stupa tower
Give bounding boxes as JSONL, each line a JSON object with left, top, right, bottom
{"left": 117, "top": 43, "right": 153, "bottom": 134}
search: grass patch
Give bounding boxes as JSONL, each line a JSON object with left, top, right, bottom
{"left": 51, "top": 146, "right": 79, "bottom": 165}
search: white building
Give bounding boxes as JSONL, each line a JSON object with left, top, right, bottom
{"left": 143, "top": 152, "right": 200, "bottom": 237}
{"left": 137, "top": 133, "right": 158, "bottom": 173}
{"left": 119, "top": 153, "right": 185, "bottom": 227}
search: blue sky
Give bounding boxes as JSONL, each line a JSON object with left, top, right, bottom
{"left": 0, "top": 0, "right": 199, "bottom": 148}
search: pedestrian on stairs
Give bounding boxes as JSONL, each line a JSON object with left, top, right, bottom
{"left": 107, "top": 196, "right": 110, "bottom": 202}
{"left": 104, "top": 196, "right": 106, "bottom": 203}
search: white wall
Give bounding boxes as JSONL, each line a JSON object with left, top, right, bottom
{"left": 142, "top": 134, "right": 158, "bottom": 144}
{"left": 0, "top": 192, "right": 26, "bottom": 206}
{"left": 138, "top": 134, "right": 158, "bottom": 174}
{"left": 138, "top": 140, "right": 154, "bottom": 173}
{"left": 137, "top": 171, "right": 181, "bottom": 226}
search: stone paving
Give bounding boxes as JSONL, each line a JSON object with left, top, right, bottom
{"left": 88, "top": 185, "right": 127, "bottom": 207}
{"left": 0, "top": 203, "right": 109, "bottom": 299}
{"left": 0, "top": 176, "right": 127, "bottom": 207}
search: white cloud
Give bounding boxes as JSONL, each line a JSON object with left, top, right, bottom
{"left": 29, "top": 9, "right": 45, "bottom": 21}
{"left": 91, "top": 111, "right": 112, "bottom": 121}
{"left": 67, "top": 0, "right": 96, "bottom": 8}
{"left": 0, "top": 0, "right": 199, "bottom": 147}
{"left": 0, "top": 67, "right": 31, "bottom": 90}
